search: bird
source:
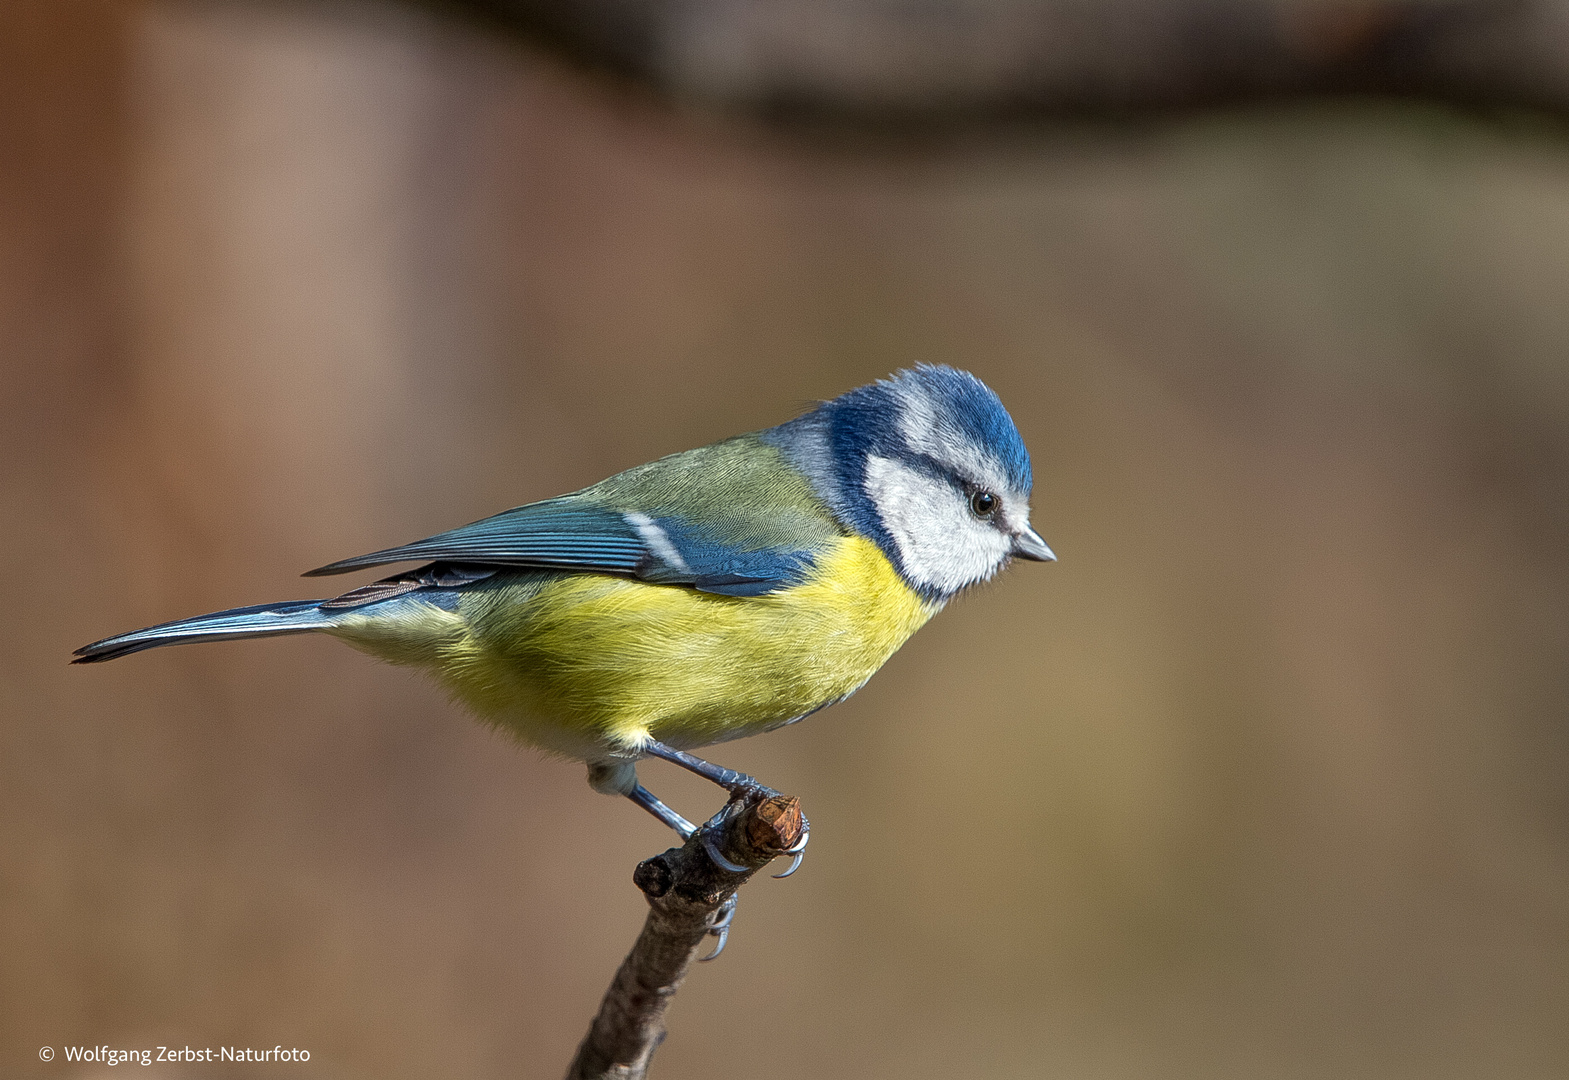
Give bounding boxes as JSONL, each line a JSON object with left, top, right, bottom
{"left": 75, "top": 366, "right": 1053, "bottom": 926}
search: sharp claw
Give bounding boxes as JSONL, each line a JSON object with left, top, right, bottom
{"left": 698, "top": 924, "right": 730, "bottom": 961}
{"left": 699, "top": 896, "right": 738, "bottom": 962}
{"left": 783, "top": 817, "right": 810, "bottom": 855}
{"left": 772, "top": 851, "right": 804, "bottom": 878}
{"left": 771, "top": 816, "right": 810, "bottom": 877}
{"left": 701, "top": 830, "right": 748, "bottom": 873}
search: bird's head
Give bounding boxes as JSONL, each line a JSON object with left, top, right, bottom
{"left": 774, "top": 366, "right": 1053, "bottom": 601}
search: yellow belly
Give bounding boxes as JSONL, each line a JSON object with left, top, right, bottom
{"left": 328, "top": 535, "right": 938, "bottom": 760}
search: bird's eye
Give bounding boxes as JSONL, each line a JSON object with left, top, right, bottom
{"left": 969, "top": 491, "right": 999, "bottom": 518}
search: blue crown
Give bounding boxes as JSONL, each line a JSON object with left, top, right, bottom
{"left": 820, "top": 366, "right": 1031, "bottom": 490}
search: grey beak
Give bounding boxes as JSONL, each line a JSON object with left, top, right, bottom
{"left": 1013, "top": 525, "right": 1056, "bottom": 562}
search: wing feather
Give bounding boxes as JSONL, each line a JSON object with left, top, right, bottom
{"left": 305, "top": 439, "right": 842, "bottom": 595}
{"left": 302, "top": 495, "right": 818, "bottom": 595}
{"left": 303, "top": 499, "right": 645, "bottom": 577}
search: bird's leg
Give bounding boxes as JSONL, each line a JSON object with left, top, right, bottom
{"left": 627, "top": 783, "right": 696, "bottom": 838}
{"left": 639, "top": 739, "right": 767, "bottom": 795}
{"left": 587, "top": 760, "right": 698, "bottom": 838}
{"left": 641, "top": 739, "right": 811, "bottom": 878}
{"left": 616, "top": 745, "right": 813, "bottom": 963}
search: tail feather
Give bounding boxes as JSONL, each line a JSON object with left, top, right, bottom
{"left": 73, "top": 600, "right": 336, "bottom": 664}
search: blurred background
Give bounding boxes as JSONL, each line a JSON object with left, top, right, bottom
{"left": 5, "top": 1, "right": 1568, "bottom": 1077}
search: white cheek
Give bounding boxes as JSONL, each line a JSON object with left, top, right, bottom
{"left": 863, "top": 455, "right": 1012, "bottom": 594}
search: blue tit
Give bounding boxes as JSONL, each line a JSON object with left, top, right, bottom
{"left": 75, "top": 365, "right": 1054, "bottom": 852}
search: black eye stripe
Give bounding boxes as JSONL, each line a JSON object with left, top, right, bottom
{"left": 894, "top": 454, "right": 1006, "bottom": 518}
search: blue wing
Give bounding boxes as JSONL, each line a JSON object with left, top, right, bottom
{"left": 305, "top": 498, "right": 645, "bottom": 576}
{"left": 303, "top": 495, "right": 818, "bottom": 597}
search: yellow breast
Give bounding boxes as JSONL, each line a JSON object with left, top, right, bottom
{"left": 331, "top": 535, "right": 938, "bottom": 759}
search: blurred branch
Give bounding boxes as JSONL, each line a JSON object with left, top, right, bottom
{"left": 421, "top": 0, "right": 1569, "bottom": 119}
{"left": 566, "top": 791, "right": 805, "bottom": 1080}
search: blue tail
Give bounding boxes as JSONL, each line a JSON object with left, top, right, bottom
{"left": 73, "top": 600, "right": 336, "bottom": 664}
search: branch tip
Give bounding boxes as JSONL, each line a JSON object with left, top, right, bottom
{"left": 568, "top": 789, "right": 808, "bottom": 1079}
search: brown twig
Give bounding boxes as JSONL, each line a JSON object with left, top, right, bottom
{"left": 565, "top": 791, "right": 805, "bottom": 1080}
{"left": 418, "top": 0, "right": 1569, "bottom": 121}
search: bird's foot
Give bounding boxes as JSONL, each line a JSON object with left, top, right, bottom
{"left": 691, "top": 795, "right": 806, "bottom": 961}
{"left": 698, "top": 894, "right": 739, "bottom": 962}
{"left": 700, "top": 821, "right": 750, "bottom": 873}
{"left": 696, "top": 787, "right": 810, "bottom": 879}
{"left": 631, "top": 740, "right": 813, "bottom": 890}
